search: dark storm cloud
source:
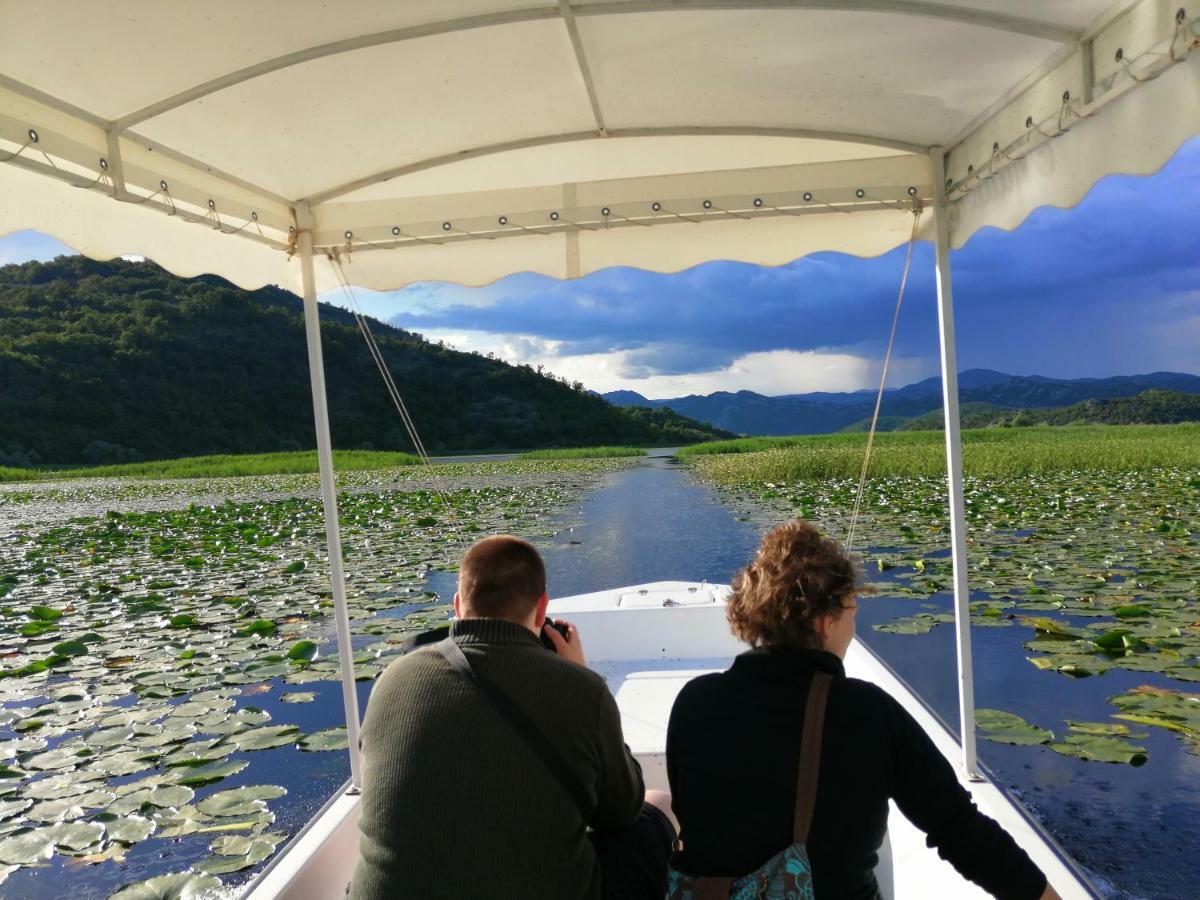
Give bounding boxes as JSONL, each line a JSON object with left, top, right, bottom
{"left": 389, "top": 137, "right": 1200, "bottom": 379}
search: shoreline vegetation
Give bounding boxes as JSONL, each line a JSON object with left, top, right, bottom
{"left": 0, "top": 446, "right": 651, "bottom": 484}
{"left": 0, "top": 450, "right": 425, "bottom": 483}
{"left": 678, "top": 423, "right": 1200, "bottom": 478}
{"left": 517, "top": 446, "right": 647, "bottom": 460}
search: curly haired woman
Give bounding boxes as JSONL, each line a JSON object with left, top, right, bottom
{"left": 665, "top": 520, "right": 1061, "bottom": 900}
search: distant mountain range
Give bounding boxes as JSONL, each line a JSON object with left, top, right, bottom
{"left": 602, "top": 370, "right": 1200, "bottom": 435}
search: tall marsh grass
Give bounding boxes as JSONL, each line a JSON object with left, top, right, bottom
{"left": 0, "top": 450, "right": 424, "bottom": 483}
{"left": 518, "top": 446, "right": 646, "bottom": 460}
{"left": 683, "top": 424, "right": 1200, "bottom": 482}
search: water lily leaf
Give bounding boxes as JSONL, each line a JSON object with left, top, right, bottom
{"left": 1019, "top": 617, "right": 1092, "bottom": 640}
{"left": 279, "top": 692, "right": 315, "bottom": 704}
{"left": 52, "top": 640, "right": 91, "bottom": 657}
{"left": 161, "top": 739, "right": 233, "bottom": 768}
{"left": 44, "top": 820, "right": 105, "bottom": 850}
{"left": 1048, "top": 734, "right": 1149, "bottom": 766}
{"left": 76, "top": 789, "right": 117, "bottom": 808}
{"left": 1067, "top": 721, "right": 1142, "bottom": 736}
{"left": 239, "top": 620, "right": 276, "bottom": 637}
{"left": 108, "top": 870, "right": 223, "bottom": 899}
{"left": 230, "top": 725, "right": 299, "bottom": 751}
{"left": 976, "top": 709, "right": 1054, "bottom": 745}
{"left": 0, "top": 828, "right": 56, "bottom": 865}
{"left": 1026, "top": 654, "right": 1112, "bottom": 677}
{"left": 0, "top": 799, "right": 32, "bottom": 822}
{"left": 873, "top": 612, "right": 954, "bottom": 635}
{"left": 102, "top": 814, "right": 156, "bottom": 844}
{"left": 27, "top": 606, "right": 63, "bottom": 621}
{"left": 298, "top": 727, "right": 348, "bottom": 752}
{"left": 86, "top": 750, "right": 157, "bottom": 777}
{"left": 195, "top": 785, "right": 285, "bottom": 818}
{"left": 209, "top": 831, "right": 285, "bottom": 856}
{"left": 167, "top": 759, "right": 248, "bottom": 788}
{"left": 286, "top": 640, "right": 317, "bottom": 663}
{"left": 195, "top": 832, "right": 283, "bottom": 874}
{"left": 86, "top": 724, "right": 135, "bottom": 748}
{"left": 77, "top": 842, "right": 128, "bottom": 865}
{"left": 0, "top": 736, "right": 47, "bottom": 759}
{"left": 24, "top": 747, "right": 84, "bottom": 771}
{"left": 27, "top": 798, "right": 84, "bottom": 824}
{"left": 145, "top": 784, "right": 194, "bottom": 809}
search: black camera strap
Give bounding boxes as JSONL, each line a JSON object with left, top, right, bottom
{"left": 436, "top": 638, "right": 593, "bottom": 821}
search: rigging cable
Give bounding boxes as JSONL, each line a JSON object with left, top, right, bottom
{"left": 845, "top": 204, "right": 923, "bottom": 554}
{"left": 325, "top": 254, "right": 465, "bottom": 544}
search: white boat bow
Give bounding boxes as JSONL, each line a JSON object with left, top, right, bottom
{"left": 246, "top": 581, "right": 1095, "bottom": 900}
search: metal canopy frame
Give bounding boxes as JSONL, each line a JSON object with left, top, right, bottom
{"left": 3, "top": 0, "right": 1197, "bottom": 790}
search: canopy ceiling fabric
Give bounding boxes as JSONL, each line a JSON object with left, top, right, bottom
{"left": 1, "top": 0, "right": 1198, "bottom": 293}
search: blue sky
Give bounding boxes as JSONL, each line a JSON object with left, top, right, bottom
{"left": 4, "top": 136, "right": 1198, "bottom": 398}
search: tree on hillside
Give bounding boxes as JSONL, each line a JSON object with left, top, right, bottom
{"left": 0, "top": 257, "right": 730, "bottom": 464}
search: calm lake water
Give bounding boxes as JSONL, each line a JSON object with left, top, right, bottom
{"left": 5, "top": 453, "right": 1190, "bottom": 898}
{"left": 435, "top": 452, "right": 1194, "bottom": 900}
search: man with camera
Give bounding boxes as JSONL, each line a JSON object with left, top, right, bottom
{"left": 350, "top": 534, "right": 676, "bottom": 900}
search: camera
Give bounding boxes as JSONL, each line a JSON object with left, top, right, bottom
{"left": 539, "top": 618, "right": 570, "bottom": 652}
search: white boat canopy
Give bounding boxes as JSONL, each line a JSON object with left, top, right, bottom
{"left": 2, "top": 0, "right": 1198, "bottom": 293}
{"left": 3, "top": 0, "right": 1199, "bottom": 788}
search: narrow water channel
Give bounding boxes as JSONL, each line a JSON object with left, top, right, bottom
{"left": 426, "top": 451, "right": 765, "bottom": 602}
{"left": 426, "top": 453, "right": 1193, "bottom": 900}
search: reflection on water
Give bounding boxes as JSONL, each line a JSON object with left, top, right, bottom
{"left": 12, "top": 454, "right": 1171, "bottom": 899}
{"left": 428, "top": 453, "right": 1191, "bottom": 900}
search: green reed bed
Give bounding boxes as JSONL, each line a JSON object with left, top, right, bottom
{"left": 1, "top": 450, "right": 424, "bottom": 483}
{"left": 682, "top": 424, "right": 1200, "bottom": 480}
{"left": 518, "top": 446, "right": 646, "bottom": 460}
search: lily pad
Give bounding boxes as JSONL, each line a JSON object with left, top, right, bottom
{"left": 1048, "top": 734, "right": 1149, "bottom": 766}
{"left": 102, "top": 814, "right": 157, "bottom": 844}
{"left": 286, "top": 640, "right": 318, "bottom": 663}
{"left": 975, "top": 709, "right": 1054, "bottom": 745}
{"left": 146, "top": 784, "right": 195, "bottom": 808}
{"left": 195, "top": 831, "right": 283, "bottom": 874}
{"left": 108, "top": 870, "right": 223, "bottom": 899}
{"left": 279, "top": 692, "right": 315, "bottom": 704}
{"left": 298, "top": 727, "right": 348, "bottom": 752}
{"left": 196, "top": 784, "right": 286, "bottom": 818}
{"left": 169, "top": 759, "right": 248, "bottom": 787}
{"left": 44, "top": 819, "right": 105, "bottom": 850}
{"left": 230, "top": 725, "right": 299, "bottom": 752}
{"left": 0, "top": 828, "right": 56, "bottom": 865}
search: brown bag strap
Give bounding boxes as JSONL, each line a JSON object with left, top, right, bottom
{"left": 792, "top": 671, "right": 831, "bottom": 844}
{"left": 686, "top": 671, "right": 833, "bottom": 899}
{"left": 693, "top": 876, "right": 735, "bottom": 900}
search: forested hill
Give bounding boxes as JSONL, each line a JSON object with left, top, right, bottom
{"left": 0, "top": 257, "right": 731, "bottom": 466}
{"left": 898, "top": 389, "right": 1200, "bottom": 430}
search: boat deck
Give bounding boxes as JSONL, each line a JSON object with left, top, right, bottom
{"left": 247, "top": 582, "right": 1095, "bottom": 899}
{"left": 555, "top": 582, "right": 1092, "bottom": 900}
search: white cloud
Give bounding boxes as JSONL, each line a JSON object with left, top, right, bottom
{"left": 416, "top": 329, "right": 933, "bottom": 397}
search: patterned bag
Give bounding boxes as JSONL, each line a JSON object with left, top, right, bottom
{"left": 667, "top": 672, "right": 831, "bottom": 900}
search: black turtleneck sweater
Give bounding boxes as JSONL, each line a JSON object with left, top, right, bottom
{"left": 666, "top": 647, "right": 1048, "bottom": 900}
{"left": 351, "top": 618, "right": 644, "bottom": 900}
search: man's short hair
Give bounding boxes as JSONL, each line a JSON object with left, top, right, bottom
{"left": 458, "top": 535, "right": 547, "bottom": 620}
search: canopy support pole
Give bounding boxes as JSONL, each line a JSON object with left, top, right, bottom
{"left": 930, "top": 150, "right": 980, "bottom": 781}
{"left": 296, "top": 205, "right": 364, "bottom": 789}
